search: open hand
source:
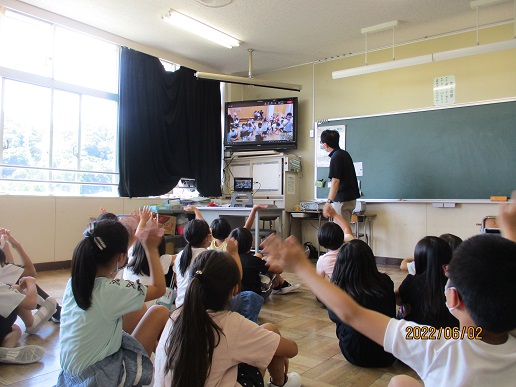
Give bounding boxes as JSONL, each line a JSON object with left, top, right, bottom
{"left": 262, "top": 234, "right": 307, "bottom": 272}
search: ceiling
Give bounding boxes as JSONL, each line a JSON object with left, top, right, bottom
{"left": 12, "top": 0, "right": 515, "bottom": 76}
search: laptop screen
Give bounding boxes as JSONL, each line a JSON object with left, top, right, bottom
{"left": 234, "top": 177, "right": 253, "bottom": 192}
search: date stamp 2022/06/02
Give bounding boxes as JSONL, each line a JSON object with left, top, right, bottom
{"left": 405, "top": 326, "right": 482, "bottom": 340}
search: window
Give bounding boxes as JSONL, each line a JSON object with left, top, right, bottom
{"left": 0, "top": 9, "right": 120, "bottom": 196}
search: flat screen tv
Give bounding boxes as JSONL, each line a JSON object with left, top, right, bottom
{"left": 224, "top": 97, "right": 298, "bottom": 152}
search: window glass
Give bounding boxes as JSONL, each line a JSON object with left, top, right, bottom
{"left": 54, "top": 27, "right": 119, "bottom": 93}
{"left": 2, "top": 80, "right": 51, "bottom": 170}
{"left": 79, "top": 96, "right": 118, "bottom": 195}
{"left": 0, "top": 10, "right": 52, "bottom": 77}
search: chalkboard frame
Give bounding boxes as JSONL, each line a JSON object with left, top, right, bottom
{"left": 314, "top": 98, "right": 516, "bottom": 201}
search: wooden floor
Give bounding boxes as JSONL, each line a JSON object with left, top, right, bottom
{"left": 0, "top": 264, "right": 419, "bottom": 386}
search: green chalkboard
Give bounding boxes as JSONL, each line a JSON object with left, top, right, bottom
{"left": 316, "top": 100, "right": 516, "bottom": 200}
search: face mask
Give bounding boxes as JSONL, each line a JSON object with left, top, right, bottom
{"left": 320, "top": 143, "right": 325, "bottom": 150}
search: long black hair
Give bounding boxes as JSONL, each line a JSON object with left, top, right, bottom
{"left": 228, "top": 227, "right": 253, "bottom": 253}
{"left": 126, "top": 237, "right": 166, "bottom": 276}
{"left": 178, "top": 219, "right": 211, "bottom": 276}
{"left": 331, "top": 239, "right": 388, "bottom": 304}
{"left": 414, "top": 236, "right": 452, "bottom": 321}
{"left": 165, "top": 250, "right": 241, "bottom": 387}
{"left": 71, "top": 220, "right": 129, "bottom": 310}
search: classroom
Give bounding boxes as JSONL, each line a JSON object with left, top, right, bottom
{"left": 0, "top": 0, "right": 515, "bottom": 386}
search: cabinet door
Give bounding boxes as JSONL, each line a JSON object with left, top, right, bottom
{"left": 252, "top": 161, "right": 282, "bottom": 195}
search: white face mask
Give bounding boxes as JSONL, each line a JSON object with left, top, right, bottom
{"left": 444, "top": 282, "right": 457, "bottom": 311}
{"left": 320, "top": 143, "right": 325, "bottom": 150}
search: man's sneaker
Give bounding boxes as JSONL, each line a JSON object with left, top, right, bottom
{"left": 0, "top": 345, "right": 45, "bottom": 364}
{"left": 272, "top": 281, "right": 300, "bottom": 295}
{"left": 26, "top": 297, "right": 57, "bottom": 334}
{"left": 268, "top": 372, "right": 301, "bottom": 387}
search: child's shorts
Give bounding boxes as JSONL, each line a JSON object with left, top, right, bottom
{"left": 56, "top": 332, "right": 153, "bottom": 386}
{"left": 0, "top": 308, "right": 18, "bottom": 343}
{"left": 237, "top": 363, "right": 264, "bottom": 387}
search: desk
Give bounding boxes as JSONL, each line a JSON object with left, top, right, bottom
{"left": 196, "top": 207, "right": 284, "bottom": 252}
{"left": 288, "top": 211, "right": 377, "bottom": 251}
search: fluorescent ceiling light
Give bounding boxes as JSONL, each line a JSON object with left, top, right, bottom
{"left": 163, "top": 9, "right": 239, "bottom": 48}
{"left": 433, "top": 39, "right": 516, "bottom": 61}
{"left": 332, "top": 55, "right": 432, "bottom": 79}
{"left": 470, "top": 0, "right": 512, "bottom": 9}
{"left": 332, "top": 39, "right": 516, "bottom": 79}
{"left": 195, "top": 72, "right": 302, "bottom": 92}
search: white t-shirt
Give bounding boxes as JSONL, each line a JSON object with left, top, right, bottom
{"left": 59, "top": 277, "right": 147, "bottom": 375}
{"left": 173, "top": 247, "right": 206, "bottom": 307}
{"left": 154, "top": 310, "right": 280, "bottom": 386}
{"left": 384, "top": 318, "right": 516, "bottom": 386}
{"left": 0, "top": 263, "right": 24, "bottom": 285}
{"left": 208, "top": 238, "right": 227, "bottom": 252}
{"left": 407, "top": 260, "right": 416, "bottom": 275}
{"left": 0, "top": 282, "right": 25, "bottom": 318}
{"left": 122, "top": 254, "right": 173, "bottom": 286}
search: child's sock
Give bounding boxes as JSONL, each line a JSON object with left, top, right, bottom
{"left": 25, "top": 297, "right": 57, "bottom": 334}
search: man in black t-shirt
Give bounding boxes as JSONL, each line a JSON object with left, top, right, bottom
{"left": 320, "top": 130, "right": 360, "bottom": 224}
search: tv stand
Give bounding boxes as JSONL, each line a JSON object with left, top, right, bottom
{"left": 225, "top": 150, "right": 282, "bottom": 158}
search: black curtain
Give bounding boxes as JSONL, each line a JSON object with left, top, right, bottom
{"left": 118, "top": 47, "right": 222, "bottom": 197}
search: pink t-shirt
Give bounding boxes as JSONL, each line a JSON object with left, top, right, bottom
{"left": 154, "top": 310, "right": 280, "bottom": 386}
{"left": 316, "top": 249, "right": 339, "bottom": 279}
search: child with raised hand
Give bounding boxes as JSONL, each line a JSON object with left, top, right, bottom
{"left": 0, "top": 228, "right": 61, "bottom": 323}
{"left": 316, "top": 205, "right": 355, "bottom": 280}
{"left": 154, "top": 249, "right": 301, "bottom": 387}
{"left": 0, "top": 279, "right": 52, "bottom": 364}
{"left": 262, "top": 225, "right": 516, "bottom": 385}
{"left": 57, "top": 219, "right": 170, "bottom": 386}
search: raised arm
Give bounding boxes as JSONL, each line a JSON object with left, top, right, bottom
{"left": 139, "top": 223, "right": 166, "bottom": 301}
{"left": 323, "top": 204, "right": 354, "bottom": 236}
{"left": 226, "top": 237, "right": 243, "bottom": 279}
{"left": 244, "top": 204, "right": 268, "bottom": 230}
{"left": 499, "top": 191, "right": 516, "bottom": 242}
{"left": 1, "top": 229, "right": 36, "bottom": 278}
{"left": 183, "top": 205, "right": 204, "bottom": 220}
{"left": 263, "top": 235, "right": 390, "bottom": 346}
{"left": 135, "top": 206, "right": 152, "bottom": 238}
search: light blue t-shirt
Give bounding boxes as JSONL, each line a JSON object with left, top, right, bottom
{"left": 59, "top": 277, "right": 147, "bottom": 375}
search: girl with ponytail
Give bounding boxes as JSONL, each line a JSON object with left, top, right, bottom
{"left": 154, "top": 249, "right": 301, "bottom": 387}
{"left": 174, "top": 218, "right": 212, "bottom": 307}
{"left": 57, "top": 220, "right": 170, "bottom": 386}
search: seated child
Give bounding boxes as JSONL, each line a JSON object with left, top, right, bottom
{"left": 263, "top": 196, "right": 516, "bottom": 385}
{"left": 173, "top": 219, "right": 212, "bottom": 308}
{"left": 397, "top": 236, "right": 459, "bottom": 329}
{"left": 0, "top": 279, "right": 55, "bottom": 364}
{"left": 400, "top": 233, "right": 462, "bottom": 274}
{"left": 57, "top": 220, "right": 169, "bottom": 386}
{"left": 329, "top": 239, "right": 396, "bottom": 367}
{"left": 316, "top": 205, "right": 354, "bottom": 279}
{"left": 0, "top": 228, "right": 61, "bottom": 323}
{"left": 153, "top": 249, "right": 301, "bottom": 387}
{"left": 229, "top": 227, "right": 282, "bottom": 297}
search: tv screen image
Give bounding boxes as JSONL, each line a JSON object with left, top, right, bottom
{"left": 225, "top": 97, "right": 298, "bottom": 152}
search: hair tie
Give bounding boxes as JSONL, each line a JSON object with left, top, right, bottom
{"left": 93, "top": 236, "right": 106, "bottom": 251}
{"left": 193, "top": 270, "right": 203, "bottom": 281}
